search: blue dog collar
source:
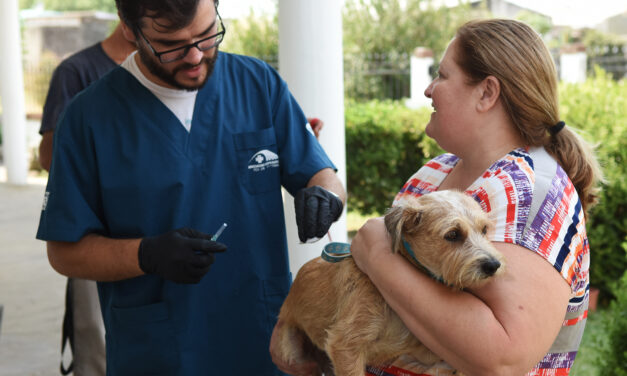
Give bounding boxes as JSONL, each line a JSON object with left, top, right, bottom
{"left": 321, "top": 242, "right": 352, "bottom": 263}
{"left": 321, "top": 239, "right": 445, "bottom": 285}
{"left": 402, "top": 237, "right": 445, "bottom": 284}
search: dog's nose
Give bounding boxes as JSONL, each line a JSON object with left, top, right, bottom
{"left": 481, "top": 259, "right": 501, "bottom": 276}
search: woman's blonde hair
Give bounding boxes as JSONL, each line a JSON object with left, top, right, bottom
{"left": 454, "top": 18, "right": 603, "bottom": 216}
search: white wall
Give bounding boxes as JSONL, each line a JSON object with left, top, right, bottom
{"left": 278, "top": 0, "right": 347, "bottom": 274}
{"left": 0, "top": 0, "right": 28, "bottom": 184}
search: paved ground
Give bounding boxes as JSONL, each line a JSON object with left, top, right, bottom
{"left": 0, "top": 167, "right": 66, "bottom": 376}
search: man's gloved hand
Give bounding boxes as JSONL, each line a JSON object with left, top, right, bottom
{"left": 295, "top": 185, "right": 343, "bottom": 243}
{"left": 138, "top": 228, "right": 227, "bottom": 284}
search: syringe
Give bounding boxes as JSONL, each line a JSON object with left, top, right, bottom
{"left": 211, "top": 223, "right": 228, "bottom": 241}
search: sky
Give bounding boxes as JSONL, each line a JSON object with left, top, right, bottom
{"left": 219, "top": 0, "right": 276, "bottom": 20}
{"left": 219, "top": 0, "right": 627, "bottom": 29}
{"left": 508, "top": 0, "right": 627, "bottom": 28}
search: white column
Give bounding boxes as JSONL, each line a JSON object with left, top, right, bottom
{"left": 406, "top": 47, "right": 434, "bottom": 109}
{"left": 560, "top": 44, "right": 587, "bottom": 84}
{"left": 0, "top": 0, "right": 28, "bottom": 184}
{"left": 278, "top": 0, "right": 347, "bottom": 275}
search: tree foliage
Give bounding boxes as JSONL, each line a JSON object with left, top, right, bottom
{"left": 341, "top": 0, "right": 475, "bottom": 100}
{"left": 220, "top": 11, "right": 278, "bottom": 61}
{"left": 597, "top": 256, "right": 627, "bottom": 376}
{"left": 515, "top": 10, "right": 552, "bottom": 36}
{"left": 342, "top": 0, "right": 472, "bottom": 59}
{"left": 560, "top": 68, "right": 627, "bottom": 304}
{"left": 20, "top": 0, "right": 116, "bottom": 13}
{"left": 219, "top": 0, "right": 474, "bottom": 69}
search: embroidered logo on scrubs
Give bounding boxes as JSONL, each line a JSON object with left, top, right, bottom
{"left": 42, "top": 191, "right": 50, "bottom": 211}
{"left": 248, "top": 149, "right": 279, "bottom": 172}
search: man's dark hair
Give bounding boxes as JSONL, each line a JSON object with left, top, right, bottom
{"left": 115, "top": 0, "right": 218, "bottom": 33}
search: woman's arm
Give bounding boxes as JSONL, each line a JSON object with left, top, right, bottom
{"left": 351, "top": 217, "right": 571, "bottom": 376}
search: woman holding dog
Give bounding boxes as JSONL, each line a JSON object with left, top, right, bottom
{"left": 271, "top": 18, "right": 601, "bottom": 376}
{"left": 349, "top": 19, "right": 602, "bottom": 376}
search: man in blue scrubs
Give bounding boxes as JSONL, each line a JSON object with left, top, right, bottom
{"left": 38, "top": 23, "right": 136, "bottom": 376}
{"left": 36, "top": 0, "right": 346, "bottom": 374}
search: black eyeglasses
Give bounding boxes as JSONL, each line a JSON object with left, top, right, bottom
{"left": 138, "top": 11, "right": 225, "bottom": 64}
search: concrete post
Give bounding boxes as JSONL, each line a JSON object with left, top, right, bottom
{"left": 0, "top": 0, "right": 29, "bottom": 184}
{"left": 278, "top": 0, "right": 347, "bottom": 274}
{"left": 406, "top": 47, "right": 434, "bottom": 109}
{"left": 560, "top": 43, "right": 587, "bottom": 83}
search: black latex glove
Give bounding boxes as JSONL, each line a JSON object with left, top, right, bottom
{"left": 138, "top": 228, "right": 227, "bottom": 284}
{"left": 295, "top": 185, "right": 343, "bottom": 243}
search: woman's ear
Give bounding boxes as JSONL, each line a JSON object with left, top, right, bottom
{"left": 476, "top": 76, "right": 500, "bottom": 113}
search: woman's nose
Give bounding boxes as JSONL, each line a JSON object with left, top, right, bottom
{"left": 424, "top": 81, "right": 434, "bottom": 98}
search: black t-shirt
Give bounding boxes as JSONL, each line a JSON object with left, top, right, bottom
{"left": 39, "top": 43, "right": 117, "bottom": 134}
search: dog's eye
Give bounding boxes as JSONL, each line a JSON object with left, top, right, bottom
{"left": 444, "top": 230, "right": 460, "bottom": 242}
{"left": 482, "top": 226, "right": 488, "bottom": 235}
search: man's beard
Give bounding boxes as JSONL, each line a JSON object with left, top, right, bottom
{"left": 137, "top": 46, "right": 218, "bottom": 91}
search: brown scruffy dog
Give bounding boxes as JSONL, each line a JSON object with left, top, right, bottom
{"left": 274, "top": 190, "right": 505, "bottom": 376}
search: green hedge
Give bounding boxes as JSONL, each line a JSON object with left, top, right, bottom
{"left": 597, "top": 251, "right": 627, "bottom": 376}
{"left": 345, "top": 99, "right": 442, "bottom": 215}
{"left": 345, "top": 70, "right": 626, "bottom": 304}
{"left": 559, "top": 68, "right": 627, "bottom": 304}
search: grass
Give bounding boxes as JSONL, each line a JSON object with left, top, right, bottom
{"left": 346, "top": 210, "right": 376, "bottom": 240}
{"left": 571, "top": 308, "right": 609, "bottom": 376}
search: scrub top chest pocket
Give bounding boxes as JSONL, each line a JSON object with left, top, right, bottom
{"left": 234, "top": 128, "right": 281, "bottom": 195}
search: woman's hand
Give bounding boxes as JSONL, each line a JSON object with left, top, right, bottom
{"left": 350, "top": 217, "right": 394, "bottom": 276}
{"left": 269, "top": 320, "right": 319, "bottom": 376}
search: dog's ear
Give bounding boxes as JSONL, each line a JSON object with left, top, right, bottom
{"left": 401, "top": 208, "right": 422, "bottom": 235}
{"left": 384, "top": 206, "right": 422, "bottom": 254}
{"left": 384, "top": 206, "right": 404, "bottom": 254}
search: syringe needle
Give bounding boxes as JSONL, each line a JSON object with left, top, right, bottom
{"left": 211, "top": 223, "right": 228, "bottom": 241}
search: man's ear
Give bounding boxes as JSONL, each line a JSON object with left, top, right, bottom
{"left": 476, "top": 75, "right": 500, "bottom": 113}
{"left": 118, "top": 15, "right": 137, "bottom": 43}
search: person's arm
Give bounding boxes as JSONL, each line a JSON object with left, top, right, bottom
{"left": 350, "top": 217, "right": 571, "bottom": 376}
{"left": 48, "top": 229, "right": 226, "bottom": 283}
{"left": 47, "top": 234, "right": 142, "bottom": 281}
{"left": 306, "top": 167, "right": 346, "bottom": 205}
{"left": 38, "top": 131, "right": 54, "bottom": 172}
{"left": 293, "top": 168, "right": 346, "bottom": 243}
{"left": 306, "top": 117, "right": 324, "bottom": 139}
{"left": 38, "top": 60, "right": 88, "bottom": 171}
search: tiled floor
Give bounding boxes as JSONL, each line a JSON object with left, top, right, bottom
{"left": 0, "top": 169, "right": 65, "bottom": 376}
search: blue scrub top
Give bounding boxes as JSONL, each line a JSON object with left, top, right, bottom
{"left": 37, "top": 52, "right": 336, "bottom": 375}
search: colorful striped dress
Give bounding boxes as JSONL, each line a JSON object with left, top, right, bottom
{"left": 369, "top": 146, "right": 589, "bottom": 376}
